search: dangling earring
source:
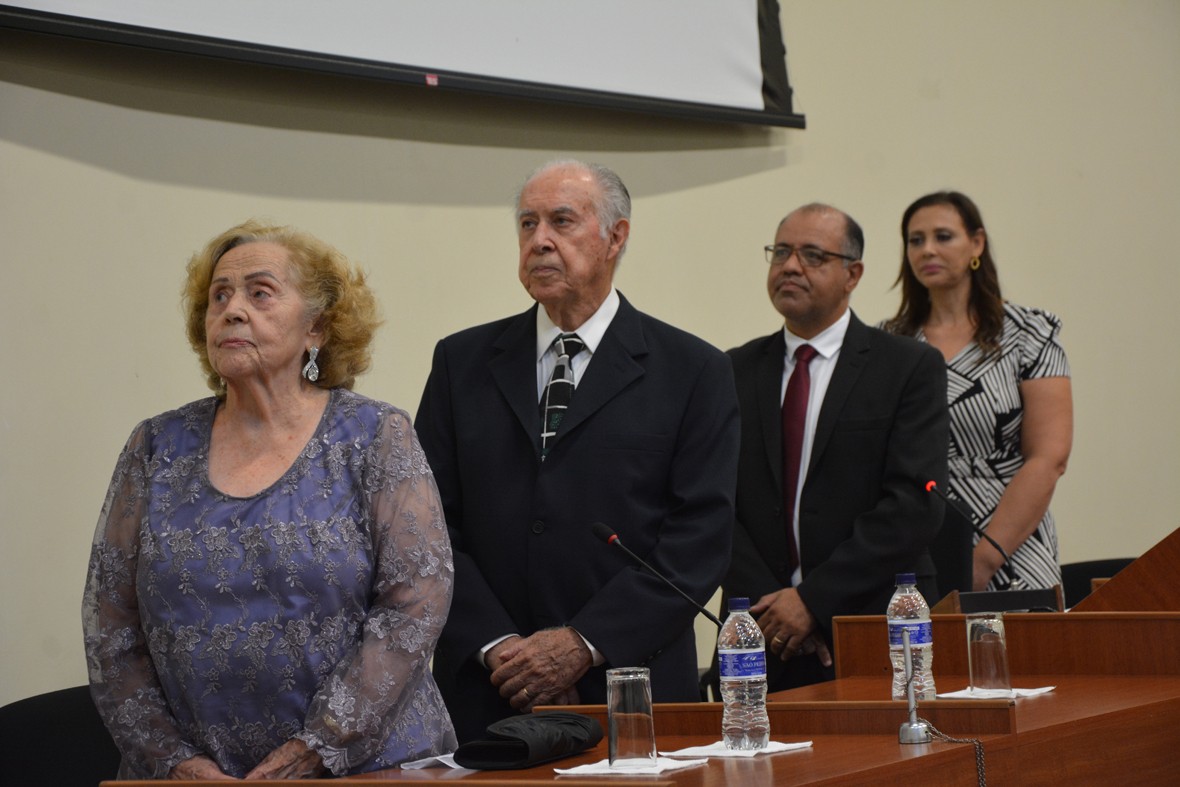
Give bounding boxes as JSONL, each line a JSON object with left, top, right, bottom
{"left": 302, "top": 346, "right": 320, "bottom": 382}
{"left": 970, "top": 257, "right": 981, "bottom": 271}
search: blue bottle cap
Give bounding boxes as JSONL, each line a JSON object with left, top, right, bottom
{"left": 728, "top": 597, "right": 751, "bottom": 612}
{"left": 895, "top": 572, "right": 916, "bottom": 585}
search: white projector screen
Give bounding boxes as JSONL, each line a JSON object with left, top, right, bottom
{"left": 0, "top": 0, "right": 803, "bottom": 128}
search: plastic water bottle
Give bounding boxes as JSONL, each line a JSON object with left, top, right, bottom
{"left": 717, "top": 597, "right": 770, "bottom": 749}
{"left": 887, "top": 572, "right": 936, "bottom": 700}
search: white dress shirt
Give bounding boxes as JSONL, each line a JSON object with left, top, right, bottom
{"left": 781, "top": 308, "right": 850, "bottom": 587}
{"left": 534, "top": 288, "right": 620, "bottom": 400}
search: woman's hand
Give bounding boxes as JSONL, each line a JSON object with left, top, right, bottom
{"left": 243, "top": 739, "right": 325, "bottom": 780}
{"left": 170, "top": 754, "right": 236, "bottom": 780}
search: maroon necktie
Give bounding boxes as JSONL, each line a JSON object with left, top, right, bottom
{"left": 782, "top": 344, "right": 818, "bottom": 576}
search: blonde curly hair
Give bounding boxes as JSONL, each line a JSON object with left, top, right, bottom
{"left": 182, "top": 220, "right": 383, "bottom": 396}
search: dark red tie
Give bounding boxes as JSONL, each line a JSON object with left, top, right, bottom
{"left": 782, "top": 344, "right": 818, "bottom": 576}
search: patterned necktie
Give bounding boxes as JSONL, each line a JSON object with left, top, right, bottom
{"left": 541, "top": 333, "right": 585, "bottom": 459}
{"left": 782, "top": 343, "right": 818, "bottom": 576}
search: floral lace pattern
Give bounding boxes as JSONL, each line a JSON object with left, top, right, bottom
{"left": 83, "top": 389, "right": 456, "bottom": 778}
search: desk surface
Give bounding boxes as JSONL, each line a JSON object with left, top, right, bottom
{"left": 367, "top": 733, "right": 985, "bottom": 786}
{"left": 111, "top": 673, "right": 1180, "bottom": 786}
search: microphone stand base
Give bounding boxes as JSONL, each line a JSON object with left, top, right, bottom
{"left": 899, "top": 720, "right": 932, "bottom": 744}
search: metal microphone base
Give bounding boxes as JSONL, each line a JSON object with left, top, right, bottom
{"left": 898, "top": 628, "right": 932, "bottom": 744}
{"left": 899, "top": 719, "right": 932, "bottom": 744}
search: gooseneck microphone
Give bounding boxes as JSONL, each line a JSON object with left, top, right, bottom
{"left": 591, "top": 522, "right": 724, "bottom": 629}
{"left": 924, "top": 480, "right": 1019, "bottom": 589}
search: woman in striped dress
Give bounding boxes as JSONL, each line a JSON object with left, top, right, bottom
{"left": 882, "top": 192, "right": 1073, "bottom": 592}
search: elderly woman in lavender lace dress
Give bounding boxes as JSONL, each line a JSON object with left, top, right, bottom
{"left": 83, "top": 220, "right": 456, "bottom": 779}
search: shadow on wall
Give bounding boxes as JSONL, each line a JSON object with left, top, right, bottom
{"left": 0, "top": 28, "right": 788, "bottom": 205}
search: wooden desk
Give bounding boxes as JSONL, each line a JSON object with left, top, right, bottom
{"left": 112, "top": 671, "right": 1180, "bottom": 786}
{"left": 776, "top": 673, "right": 1180, "bottom": 784}
{"left": 1070, "top": 526, "right": 1180, "bottom": 611}
{"left": 818, "top": 610, "right": 1180, "bottom": 783}
{"left": 108, "top": 613, "right": 1180, "bottom": 785}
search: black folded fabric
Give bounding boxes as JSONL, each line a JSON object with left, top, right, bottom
{"left": 452, "top": 711, "right": 604, "bottom": 770}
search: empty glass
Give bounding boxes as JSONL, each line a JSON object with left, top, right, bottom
{"left": 966, "top": 612, "right": 1012, "bottom": 693}
{"left": 606, "top": 667, "right": 657, "bottom": 769}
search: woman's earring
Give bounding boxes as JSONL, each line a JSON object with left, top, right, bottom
{"left": 302, "top": 346, "right": 320, "bottom": 382}
{"left": 970, "top": 257, "right": 981, "bottom": 271}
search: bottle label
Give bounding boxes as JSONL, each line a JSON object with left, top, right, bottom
{"left": 718, "top": 648, "right": 766, "bottom": 679}
{"left": 888, "top": 621, "right": 933, "bottom": 646}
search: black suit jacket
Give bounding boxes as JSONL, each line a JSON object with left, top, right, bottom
{"left": 724, "top": 312, "right": 947, "bottom": 689}
{"left": 416, "top": 294, "right": 739, "bottom": 741}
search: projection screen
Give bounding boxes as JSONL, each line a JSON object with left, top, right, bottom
{"left": 0, "top": 0, "right": 804, "bottom": 128}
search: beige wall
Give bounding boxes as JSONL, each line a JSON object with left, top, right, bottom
{"left": 2, "top": 1, "right": 1177, "bottom": 706}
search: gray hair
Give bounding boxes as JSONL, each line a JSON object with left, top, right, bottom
{"left": 516, "top": 159, "right": 632, "bottom": 260}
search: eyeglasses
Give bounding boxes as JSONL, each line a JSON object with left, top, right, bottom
{"left": 764, "top": 244, "right": 858, "bottom": 267}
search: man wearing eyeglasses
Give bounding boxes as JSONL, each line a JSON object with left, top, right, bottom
{"left": 722, "top": 203, "right": 949, "bottom": 691}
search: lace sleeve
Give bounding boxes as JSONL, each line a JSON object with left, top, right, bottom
{"left": 297, "top": 409, "right": 454, "bottom": 775}
{"left": 81, "top": 422, "right": 201, "bottom": 779}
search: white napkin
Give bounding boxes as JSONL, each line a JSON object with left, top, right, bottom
{"left": 936, "top": 686, "right": 1056, "bottom": 699}
{"left": 398, "top": 752, "right": 464, "bottom": 769}
{"left": 661, "top": 740, "right": 813, "bottom": 758}
{"left": 553, "top": 757, "right": 708, "bottom": 775}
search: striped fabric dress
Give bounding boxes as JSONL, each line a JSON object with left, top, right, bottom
{"left": 916, "top": 302, "right": 1071, "bottom": 590}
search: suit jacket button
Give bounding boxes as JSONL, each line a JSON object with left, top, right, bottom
{"left": 531, "top": 520, "right": 545, "bottom": 534}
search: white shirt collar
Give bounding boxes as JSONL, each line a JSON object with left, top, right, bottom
{"left": 783, "top": 307, "right": 851, "bottom": 360}
{"left": 535, "top": 288, "right": 620, "bottom": 361}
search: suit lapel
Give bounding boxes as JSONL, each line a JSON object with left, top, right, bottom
{"left": 809, "top": 312, "right": 870, "bottom": 475}
{"left": 552, "top": 294, "right": 646, "bottom": 442}
{"left": 758, "top": 331, "right": 787, "bottom": 496}
{"left": 489, "top": 305, "right": 544, "bottom": 454}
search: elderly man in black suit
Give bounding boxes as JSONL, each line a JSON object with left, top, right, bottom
{"left": 416, "top": 160, "right": 739, "bottom": 742}
{"left": 725, "top": 203, "right": 948, "bottom": 691}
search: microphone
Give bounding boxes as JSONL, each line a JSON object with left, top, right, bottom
{"left": 591, "top": 522, "right": 724, "bottom": 629}
{"left": 924, "top": 480, "right": 1019, "bottom": 589}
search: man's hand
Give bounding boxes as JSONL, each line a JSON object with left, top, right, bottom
{"left": 790, "top": 632, "right": 833, "bottom": 666}
{"left": 243, "top": 739, "right": 325, "bottom": 780}
{"left": 170, "top": 754, "right": 235, "bottom": 780}
{"left": 490, "top": 627, "right": 592, "bottom": 711}
{"left": 750, "top": 588, "right": 831, "bottom": 666}
{"left": 486, "top": 635, "right": 522, "bottom": 672}
{"left": 548, "top": 685, "right": 582, "bottom": 706}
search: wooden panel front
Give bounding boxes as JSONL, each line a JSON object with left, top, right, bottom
{"left": 1071, "top": 526, "right": 1180, "bottom": 611}
{"left": 832, "top": 611, "right": 1180, "bottom": 678}
{"left": 547, "top": 699, "right": 1016, "bottom": 737}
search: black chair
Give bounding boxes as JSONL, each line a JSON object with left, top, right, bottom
{"left": 0, "top": 685, "right": 121, "bottom": 786}
{"left": 1061, "top": 558, "right": 1136, "bottom": 609}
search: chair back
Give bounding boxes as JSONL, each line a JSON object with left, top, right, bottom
{"left": 0, "top": 685, "right": 121, "bottom": 786}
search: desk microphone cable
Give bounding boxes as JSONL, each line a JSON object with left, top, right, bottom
{"left": 917, "top": 713, "right": 987, "bottom": 786}
{"left": 903, "top": 666, "right": 987, "bottom": 786}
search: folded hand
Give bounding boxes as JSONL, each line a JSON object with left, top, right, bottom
{"left": 243, "top": 739, "right": 325, "bottom": 780}
{"left": 751, "top": 588, "right": 831, "bottom": 666}
{"left": 490, "top": 627, "right": 592, "bottom": 711}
